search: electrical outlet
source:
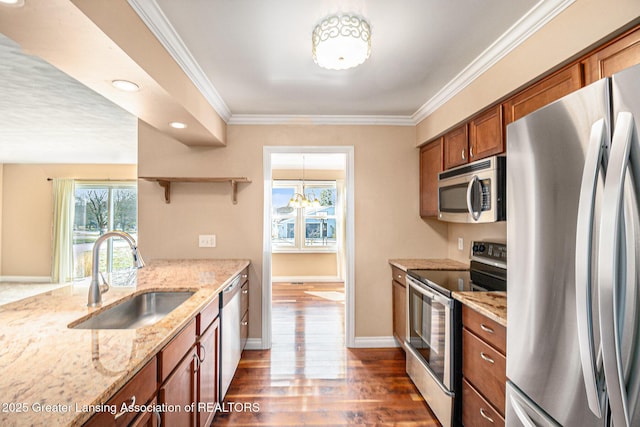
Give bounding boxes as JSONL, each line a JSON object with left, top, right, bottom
{"left": 458, "top": 237, "right": 464, "bottom": 251}
{"left": 199, "top": 234, "right": 216, "bottom": 248}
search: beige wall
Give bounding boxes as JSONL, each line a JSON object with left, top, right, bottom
{"left": 137, "top": 120, "right": 449, "bottom": 340}
{"left": 416, "top": 0, "right": 640, "bottom": 144}
{"left": 272, "top": 253, "right": 338, "bottom": 278}
{"left": 1, "top": 164, "right": 136, "bottom": 278}
{"left": 447, "top": 223, "right": 507, "bottom": 263}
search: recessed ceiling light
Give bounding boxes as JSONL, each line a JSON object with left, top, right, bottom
{"left": 169, "top": 121, "right": 187, "bottom": 129}
{"left": 111, "top": 80, "right": 140, "bottom": 92}
{"left": 0, "top": 0, "right": 25, "bottom": 6}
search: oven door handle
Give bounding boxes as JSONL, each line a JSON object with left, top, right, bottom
{"left": 406, "top": 275, "right": 452, "bottom": 307}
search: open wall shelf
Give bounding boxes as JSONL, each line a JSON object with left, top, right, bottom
{"left": 140, "top": 177, "right": 251, "bottom": 204}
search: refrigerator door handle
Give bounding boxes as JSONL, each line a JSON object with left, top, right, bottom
{"left": 575, "top": 118, "right": 607, "bottom": 417}
{"left": 599, "top": 111, "right": 637, "bottom": 427}
{"left": 509, "top": 394, "right": 538, "bottom": 427}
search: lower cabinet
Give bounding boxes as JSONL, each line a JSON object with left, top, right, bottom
{"left": 390, "top": 265, "right": 407, "bottom": 349}
{"left": 158, "top": 345, "right": 197, "bottom": 427}
{"left": 197, "top": 299, "right": 220, "bottom": 427}
{"left": 461, "top": 306, "right": 507, "bottom": 427}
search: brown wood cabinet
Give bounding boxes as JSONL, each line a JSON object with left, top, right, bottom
{"left": 419, "top": 139, "right": 443, "bottom": 218}
{"left": 159, "top": 346, "right": 198, "bottom": 427}
{"left": 129, "top": 398, "right": 160, "bottom": 427}
{"left": 390, "top": 265, "right": 407, "bottom": 350}
{"left": 84, "top": 358, "right": 158, "bottom": 427}
{"left": 443, "top": 124, "right": 469, "bottom": 170}
{"left": 197, "top": 296, "right": 220, "bottom": 427}
{"left": 469, "top": 105, "right": 504, "bottom": 161}
{"left": 583, "top": 26, "right": 640, "bottom": 84}
{"left": 461, "top": 306, "right": 507, "bottom": 427}
{"left": 503, "top": 63, "right": 583, "bottom": 126}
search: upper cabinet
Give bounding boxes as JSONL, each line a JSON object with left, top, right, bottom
{"left": 443, "top": 124, "right": 469, "bottom": 170}
{"left": 502, "top": 63, "right": 583, "bottom": 126}
{"left": 583, "top": 26, "right": 640, "bottom": 84}
{"left": 420, "top": 139, "right": 443, "bottom": 218}
{"left": 469, "top": 105, "right": 504, "bottom": 161}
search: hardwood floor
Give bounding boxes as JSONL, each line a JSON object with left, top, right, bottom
{"left": 213, "top": 282, "right": 439, "bottom": 426}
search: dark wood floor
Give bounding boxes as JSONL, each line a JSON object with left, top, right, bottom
{"left": 213, "top": 282, "right": 439, "bottom": 426}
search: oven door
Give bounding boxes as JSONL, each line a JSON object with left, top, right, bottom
{"left": 405, "top": 275, "right": 454, "bottom": 391}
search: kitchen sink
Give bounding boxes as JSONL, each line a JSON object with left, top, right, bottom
{"left": 69, "top": 290, "right": 195, "bottom": 330}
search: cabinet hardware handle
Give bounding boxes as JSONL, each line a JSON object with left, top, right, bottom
{"left": 241, "top": 321, "right": 248, "bottom": 326}
{"left": 480, "top": 324, "right": 495, "bottom": 334}
{"left": 193, "top": 352, "right": 201, "bottom": 373}
{"left": 199, "top": 343, "right": 206, "bottom": 363}
{"left": 480, "top": 408, "right": 495, "bottom": 423}
{"left": 470, "top": 145, "right": 474, "bottom": 158}
{"left": 480, "top": 352, "right": 495, "bottom": 364}
{"left": 462, "top": 149, "right": 466, "bottom": 161}
{"left": 242, "top": 289, "right": 248, "bottom": 294}
{"left": 242, "top": 274, "right": 248, "bottom": 279}
{"left": 154, "top": 410, "right": 162, "bottom": 426}
{"left": 114, "top": 396, "right": 136, "bottom": 419}
{"left": 397, "top": 274, "right": 402, "bottom": 279}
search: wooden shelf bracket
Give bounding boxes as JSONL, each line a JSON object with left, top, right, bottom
{"left": 140, "top": 177, "right": 251, "bottom": 204}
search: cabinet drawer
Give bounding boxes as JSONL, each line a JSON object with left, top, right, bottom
{"left": 462, "top": 306, "right": 506, "bottom": 354}
{"left": 158, "top": 319, "right": 196, "bottom": 382}
{"left": 241, "top": 282, "right": 249, "bottom": 316}
{"left": 240, "top": 311, "right": 249, "bottom": 350}
{"left": 197, "top": 295, "right": 219, "bottom": 336}
{"left": 84, "top": 358, "right": 157, "bottom": 427}
{"left": 463, "top": 328, "right": 506, "bottom": 415}
{"left": 462, "top": 378, "right": 505, "bottom": 427}
{"left": 239, "top": 267, "right": 249, "bottom": 286}
{"left": 391, "top": 266, "right": 406, "bottom": 287}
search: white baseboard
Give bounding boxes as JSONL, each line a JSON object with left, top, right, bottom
{"left": 272, "top": 276, "right": 343, "bottom": 283}
{"left": 244, "top": 338, "right": 265, "bottom": 350}
{"left": 0, "top": 276, "right": 51, "bottom": 283}
{"left": 351, "top": 336, "right": 400, "bottom": 348}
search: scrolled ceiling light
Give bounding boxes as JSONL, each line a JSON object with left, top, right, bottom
{"left": 312, "top": 14, "right": 371, "bottom": 71}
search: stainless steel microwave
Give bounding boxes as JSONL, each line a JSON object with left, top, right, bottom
{"left": 437, "top": 155, "right": 506, "bottom": 223}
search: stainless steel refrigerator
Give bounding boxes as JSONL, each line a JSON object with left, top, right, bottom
{"left": 506, "top": 62, "right": 640, "bottom": 427}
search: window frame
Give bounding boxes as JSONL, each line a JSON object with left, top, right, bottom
{"left": 271, "top": 180, "right": 338, "bottom": 253}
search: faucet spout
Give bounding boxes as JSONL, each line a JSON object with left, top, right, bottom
{"left": 88, "top": 231, "right": 144, "bottom": 307}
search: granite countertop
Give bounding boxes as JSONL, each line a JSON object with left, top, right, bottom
{"left": 453, "top": 291, "right": 507, "bottom": 326}
{"left": 388, "top": 258, "right": 470, "bottom": 271}
{"left": 0, "top": 259, "right": 250, "bottom": 427}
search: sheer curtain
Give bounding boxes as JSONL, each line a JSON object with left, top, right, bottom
{"left": 51, "top": 179, "right": 75, "bottom": 284}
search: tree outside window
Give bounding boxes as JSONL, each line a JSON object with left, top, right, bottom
{"left": 73, "top": 182, "right": 137, "bottom": 284}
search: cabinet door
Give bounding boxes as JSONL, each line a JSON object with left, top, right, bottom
{"left": 443, "top": 124, "right": 469, "bottom": 170}
{"left": 583, "top": 27, "right": 640, "bottom": 84}
{"left": 129, "top": 398, "right": 160, "bottom": 427}
{"left": 392, "top": 279, "right": 406, "bottom": 349}
{"left": 198, "top": 318, "right": 220, "bottom": 427}
{"left": 159, "top": 349, "right": 197, "bottom": 427}
{"left": 419, "top": 139, "right": 443, "bottom": 218}
{"left": 503, "top": 63, "right": 583, "bottom": 125}
{"left": 469, "top": 105, "right": 504, "bottom": 161}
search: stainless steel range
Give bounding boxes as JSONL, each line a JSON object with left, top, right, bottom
{"left": 404, "top": 241, "right": 506, "bottom": 427}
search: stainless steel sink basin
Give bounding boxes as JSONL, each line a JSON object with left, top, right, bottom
{"left": 70, "top": 291, "right": 195, "bottom": 330}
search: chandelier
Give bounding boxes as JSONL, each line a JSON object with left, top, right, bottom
{"left": 312, "top": 14, "right": 371, "bottom": 70}
{"left": 289, "top": 156, "right": 321, "bottom": 209}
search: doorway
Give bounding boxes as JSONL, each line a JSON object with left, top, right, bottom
{"left": 262, "top": 146, "right": 355, "bottom": 349}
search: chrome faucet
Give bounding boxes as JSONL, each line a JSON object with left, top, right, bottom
{"left": 88, "top": 231, "right": 145, "bottom": 307}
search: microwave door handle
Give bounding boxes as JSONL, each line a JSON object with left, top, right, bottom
{"left": 466, "top": 175, "right": 481, "bottom": 221}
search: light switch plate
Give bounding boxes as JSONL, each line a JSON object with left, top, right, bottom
{"left": 458, "top": 237, "right": 464, "bottom": 251}
{"left": 199, "top": 234, "right": 216, "bottom": 248}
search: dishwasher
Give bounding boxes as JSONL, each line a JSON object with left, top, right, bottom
{"left": 220, "top": 274, "right": 242, "bottom": 400}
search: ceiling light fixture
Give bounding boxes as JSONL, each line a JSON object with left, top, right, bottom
{"left": 169, "top": 121, "right": 187, "bottom": 129}
{"left": 312, "top": 14, "right": 371, "bottom": 71}
{"left": 0, "top": 0, "right": 25, "bottom": 6}
{"left": 111, "top": 79, "right": 140, "bottom": 92}
{"left": 289, "top": 156, "right": 320, "bottom": 209}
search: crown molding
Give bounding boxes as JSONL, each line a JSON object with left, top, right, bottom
{"left": 412, "top": 0, "right": 575, "bottom": 124}
{"left": 127, "top": 0, "right": 232, "bottom": 122}
{"left": 128, "top": 0, "right": 574, "bottom": 127}
{"left": 228, "top": 114, "right": 416, "bottom": 126}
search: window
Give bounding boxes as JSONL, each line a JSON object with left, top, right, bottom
{"left": 72, "top": 181, "right": 137, "bottom": 285}
{"left": 272, "top": 180, "right": 338, "bottom": 252}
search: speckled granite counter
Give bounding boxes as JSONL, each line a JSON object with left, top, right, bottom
{"left": 453, "top": 291, "right": 507, "bottom": 326}
{"left": 388, "top": 258, "right": 469, "bottom": 271}
{"left": 0, "top": 259, "right": 250, "bottom": 427}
